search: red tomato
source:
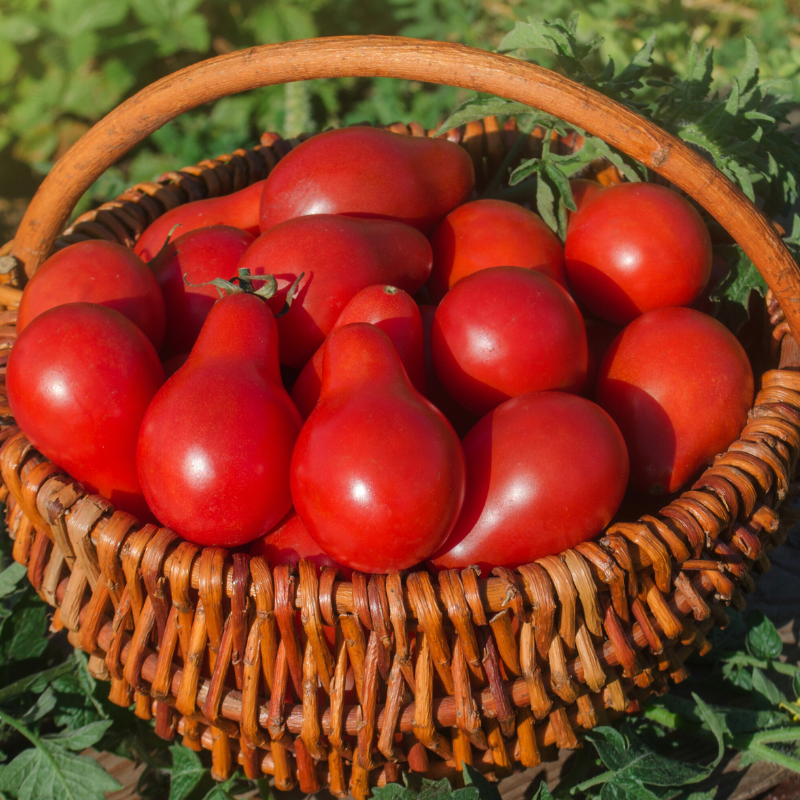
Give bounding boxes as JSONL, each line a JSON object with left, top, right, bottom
{"left": 430, "top": 392, "right": 629, "bottom": 571}
{"left": 291, "top": 323, "right": 465, "bottom": 573}
{"left": 431, "top": 267, "right": 588, "bottom": 416}
{"left": 291, "top": 284, "right": 426, "bottom": 419}
{"left": 428, "top": 199, "right": 565, "bottom": 302}
{"left": 238, "top": 215, "right": 432, "bottom": 368}
{"left": 595, "top": 307, "right": 754, "bottom": 494}
{"left": 248, "top": 510, "right": 351, "bottom": 578}
{"left": 568, "top": 178, "right": 604, "bottom": 219}
{"left": 17, "top": 241, "right": 166, "bottom": 350}
{"left": 134, "top": 179, "right": 265, "bottom": 261}
{"left": 137, "top": 293, "right": 302, "bottom": 546}
{"left": 565, "top": 183, "right": 712, "bottom": 325}
{"left": 259, "top": 126, "right": 474, "bottom": 234}
{"left": 149, "top": 225, "right": 255, "bottom": 358}
{"left": 7, "top": 304, "right": 164, "bottom": 519}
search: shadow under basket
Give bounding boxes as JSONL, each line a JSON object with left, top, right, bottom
{"left": 1, "top": 37, "right": 800, "bottom": 799}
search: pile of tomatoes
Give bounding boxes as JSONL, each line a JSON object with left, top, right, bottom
{"left": 7, "top": 126, "right": 755, "bottom": 575}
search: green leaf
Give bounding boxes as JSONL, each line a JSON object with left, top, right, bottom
{"left": 43, "top": 720, "right": 113, "bottom": 751}
{"left": 746, "top": 612, "right": 783, "bottom": 660}
{"left": 5, "top": 598, "right": 48, "bottom": 662}
{"left": 709, "top": 245, "right": 768, "bottom": 333}
{"left": 0, "top": 15, "right": 39, "bottom": 44}
{"left": 528, "top": 780, "right": 555, "bottom": 800}
{"left": 463, "top": 763, "right": 501, "bottom": 800}
{"left": 692, "top": 694, "right": 726, "bottom": 768}
{"left": 153, "top": 12, "right": 209, "bottom": 55}
{"left": 46, "top": 0, "right": 128, "bottom": 38}
{"left": 0, "top": 661, "right": 74, "bottom": 705}
{"left": 751, "top": 668, "right": 788, "bottom": 709}
{"left": 0, "top": 741, "right": 122, "bottom": 800}
{"left": 436, "top": 94, "right": 538, "bottom": 135}
{"left": 0, "top": 564, "right": 26, "bottom": 600}
{"left": 0, "top": 41, "right": 19, "bottom": 84}
{"left": 586, "top": 724, "right": 712, "bottom": 786}
{"left": 600, "top": 778, "right": 663, "bottom": 800}
{"left": 168, "top": 744, "right": 205, "bottom": 800}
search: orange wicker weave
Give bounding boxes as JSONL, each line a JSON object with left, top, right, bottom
{"left": 0, "top": 36, "right": 799, "bottom": 798}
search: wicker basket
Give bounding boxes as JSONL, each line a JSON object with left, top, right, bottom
{"left": 1, "top": 36, "right": 799, "bottom": 798}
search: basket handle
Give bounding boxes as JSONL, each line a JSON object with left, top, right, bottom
{"left": 11, "top": 36, "right": 800, "bottom": 340}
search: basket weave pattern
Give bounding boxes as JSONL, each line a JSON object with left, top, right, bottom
{"left": 0, "top": 119, "right": 798, "bottom": 798}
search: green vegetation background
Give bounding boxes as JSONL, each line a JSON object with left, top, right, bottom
{"left": 0, "top": 0, "right": 799, "bottom": 240}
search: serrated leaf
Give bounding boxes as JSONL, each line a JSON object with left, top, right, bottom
{"left": 739, "top": 38, "right": 760, "bottom": 97}
{"left": 169, "top": 744, "right": 206, "bottom": 800}
{"left": 436, "top": 95, "right": 538, "bottom": 135}
{"left": 746, "top": 611, "right": 783, "bottom": 660}
{"left": 584, "top": 136, "right": 642, "bottom": 181}
{"left": 0, "top": 564, "right": 26, "bottom": 600}
{"left": 44, "top": 720, "right": 112, "bottom": 751}
{"left": 536, "top": 171, "right": 559, "bottom": 234}
{"left": 709, "top": 246, "right": 768, "bottom": 333}
{"left": 499, "top": 20, "right": 559, "bottom": 53}
{"left": 586, "top": 724, "right": 711, "bottom": 786}
{"left": 0, "top": 740, "right": 122, "bottom": 800}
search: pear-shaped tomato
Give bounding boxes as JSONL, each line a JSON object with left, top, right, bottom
{"left": 149, "top": 225, "right": 255, "bottom": 358}
{"left": 291, "top": 323, "right": 465, "bottom": 573}
{"left": 291, "top": 284, "right": 426, "bottom": 419}
{"left": 137, "top": 293, "right": 302, "bottom": 546}
{"left": 259, "top": 126, "right": 474, "bottom": 234}
{"left": 134, "top": 179, "right": 265, "bottom": 261}
{"left": 17, "top": 241, "right": 166, "bottom": 350}
{"left": 430, "top": 392, "right": 629, "bottom": 571}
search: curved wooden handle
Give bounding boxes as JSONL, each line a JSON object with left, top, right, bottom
{"left": 12, "top": 36, "right": 800, "bottom": 340}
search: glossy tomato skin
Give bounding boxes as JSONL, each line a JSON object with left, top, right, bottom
{"left": 150, "top": 225, "right": 255, "bottom": 358}
{"left": 7, "top": 303, "right": 164, "bottom": 519}
{"left": 428, "top": 199, "right": 565, "bottom": 302}
{"left": 248, "top": 510, "right": 351, "bottom": 578}
{"left": 239, "top": 215, "right": 432, "bottom": 368}
{"left": 430, "top": 392, "right": 629, "bottom": 571}
{"left": 291, "top": 323, "right": 466, "bottom": 573}
{"left": 137, "top": 293, "right": 302, "bottom": 546}
{"left": 291, "top": 284, "right": 426, "bottom": 419}
{"left": 134, "top": 179, "right": 265, "bottom": 261}
{"left": 259, "top": 126, "right": 474, "bottom": 234}
{"left": 595, "top": 307, "right": 754, "bottom": 494}
{"left": 565, "top": 183, "right": 712, "bottom": 325}
{"left": 431, "top": 267, "right": 588, "bottom": 417}
{"left": 17, "top": 241, "right": 166, "bottom": 350}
